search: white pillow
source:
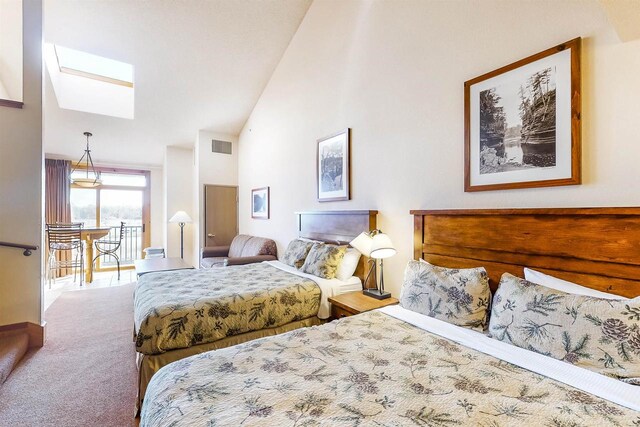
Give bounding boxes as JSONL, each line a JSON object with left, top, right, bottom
{"left": 336, "top": 248, "right": 361, "bottom": 281}
{"left": 523, "top": 268, "right": 628, "bottom": 300}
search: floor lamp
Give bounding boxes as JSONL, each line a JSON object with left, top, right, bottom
{"left": 169, "top": 211, "right": 192, "bottom": 259}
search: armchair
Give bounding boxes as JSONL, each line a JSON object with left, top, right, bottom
{"left": 201, "top": 234, "right": 277, "bottom": 268}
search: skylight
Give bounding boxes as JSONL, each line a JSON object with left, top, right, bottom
{"left": 45, "top": 43, "right": 135, "bottom": 119}
{"left": 54, "top": 45, "right": 134, "bottom": 88}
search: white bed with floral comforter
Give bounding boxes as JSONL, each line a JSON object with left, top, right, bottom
{"left": 140, "top": 306, "right": 640, "bottom": 426}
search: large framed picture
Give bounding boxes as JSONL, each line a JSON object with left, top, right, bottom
{"left": 317, "top": 128, "right": 350, "bottom": 202}
{"left": 251, "top": 187, "right": 269, "bottom": 219}
{"left": 464, "top": 38, "right": 581, "bottom": 192}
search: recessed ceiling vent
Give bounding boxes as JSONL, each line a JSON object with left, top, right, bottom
{"left": 211, "top": 139, "right": 232, "bottom": 155}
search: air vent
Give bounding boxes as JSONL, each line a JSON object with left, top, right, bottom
{"left": 211, "top": 139, "right": 232, "bottom": 155}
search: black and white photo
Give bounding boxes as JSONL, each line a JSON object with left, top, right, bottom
{"left": 317, "top": 128, "right": 350, "bottom": 201}
{"left": 465, "top": 39, "right": 581, "bottom": 192}
{"left": 251, "top": 187, "right": 269, "bottom": 219}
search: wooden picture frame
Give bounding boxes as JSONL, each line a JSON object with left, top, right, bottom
{"left": 251, "top": 187, "right": 270, "bottom": 219}
{"left": 317, "top": 128, "right": 350, "bottom": 202}
{"left": 464, "top": 38, "right": 581, "bottom": 192}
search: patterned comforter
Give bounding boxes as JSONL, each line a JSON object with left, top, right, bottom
{"left": 134, "top": 263, "right": 321, "bottom": 355}
{"left": 140, "top": 310, "right": 640, "bottom": 426}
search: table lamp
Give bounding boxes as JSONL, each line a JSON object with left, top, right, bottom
{"left": 350, "top": 230, "right": 396, "bottom": 299}
{"left": 169, "top": 210, "right": 192, "bottom": 259}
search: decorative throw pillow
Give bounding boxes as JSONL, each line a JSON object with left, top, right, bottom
{"left": 489, "top": 273, "right": 640, "bottom": 382}
{"left": 399, "top": 260, "right": 491, "bottom": 331}
{"left": 281, "top": 239, "right": 314, "bottom": 269}
{"left": 301, "top": 243, "right": 347, "bottom": 279}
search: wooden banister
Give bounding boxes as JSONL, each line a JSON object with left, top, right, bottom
{"left": 0, "top": 241, "right": 39, "bottom": 256}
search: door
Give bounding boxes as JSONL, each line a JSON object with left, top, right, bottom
{"left": 69, "top": 168, "right": 150, "bottom": 272}
{"left": 204, "top": 185, "right": 238, "bottom": 247}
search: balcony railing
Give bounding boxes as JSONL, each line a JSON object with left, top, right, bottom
{"left": 98, "top": 225, "right": 143, "bottom": 267}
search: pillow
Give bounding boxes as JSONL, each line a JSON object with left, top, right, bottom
{"left": 281, "top": 239, "right": 314, "bottom": 269}
{"left": 300, "top": 243, "right": 347, "bottom": 279}
{"left": 336, "top": 247, "right": 361, "bottom": 281}
{"left": 489, "top": 273, "right": 640, "bottom": 382}
{"left": 524, "top": 268, "right": 628, "bottom": 300}
{"left": 399, "top": 260, "right": 491, "bottom": 331}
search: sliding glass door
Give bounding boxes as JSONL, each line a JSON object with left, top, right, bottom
{"left": 70, "top": 168, "right": 150, "bottom": 271}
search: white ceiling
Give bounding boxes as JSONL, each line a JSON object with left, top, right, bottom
{"left": 43, "top": 0, "right": 312, "bottom": 166}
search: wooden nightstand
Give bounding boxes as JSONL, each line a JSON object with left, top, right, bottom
{"left": 329, "top": 291, "right": 399, "bottom": 319}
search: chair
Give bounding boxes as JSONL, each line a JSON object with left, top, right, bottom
{"left": 46, "top": 223, "right": 84, "bottom": 288}
{"left": 200, "top": 234, "right": 277, "bottom": 268}
{"left": 93, "top": 222, "right": 125, "bottom": 280}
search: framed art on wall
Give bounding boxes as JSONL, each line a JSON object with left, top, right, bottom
{"left": 251, "top": 187, "right": 269, "bottom": 219}
{"left": 464, "top": 38, "right": 581, "bottom": 192}
{"left": 317, "top": 128, "right": 350, "bottom": 202}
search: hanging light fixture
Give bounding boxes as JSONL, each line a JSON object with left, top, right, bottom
{"left": 70, "top": 131, "right": 102, "bottom": 188}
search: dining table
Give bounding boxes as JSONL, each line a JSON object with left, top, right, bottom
{"left": 81, "top": 227, "right": 111, "bottom": 283}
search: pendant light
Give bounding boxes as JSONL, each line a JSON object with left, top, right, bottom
{"left": 70, "top": 131, "right": 102, "bottom": 188}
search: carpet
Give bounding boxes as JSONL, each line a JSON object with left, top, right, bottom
{"left": 0, "top": 283, "right": 138, "bottom": 427}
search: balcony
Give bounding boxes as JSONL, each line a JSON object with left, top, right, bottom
{"left": 97, "top": 225, "right": 143, "bottom": 268}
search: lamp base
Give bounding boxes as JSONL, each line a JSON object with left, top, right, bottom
{"left": 363, "top": 288, "right": 391, "bottom": 300}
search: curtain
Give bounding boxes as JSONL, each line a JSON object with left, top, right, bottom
{"left": 45, "top": 159, "right": 72, "bottom": 277}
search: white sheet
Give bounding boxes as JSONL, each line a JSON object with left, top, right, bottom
{"left": 379, "top": 305, "right": 640, "bottom": 412}
{"left": 265, "top": 260, "right": 361, "bottom": 319}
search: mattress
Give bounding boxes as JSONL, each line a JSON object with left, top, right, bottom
{"left": 140, "top": 306, "right": 640, "bottom": 426}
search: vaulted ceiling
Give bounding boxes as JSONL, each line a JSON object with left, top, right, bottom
{"left": 43, "top": 0, "right": 312, "bottom": 165}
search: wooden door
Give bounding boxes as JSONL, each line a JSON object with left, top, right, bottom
{"left": 204, "top": 185, "right": 238, "bottom": 247}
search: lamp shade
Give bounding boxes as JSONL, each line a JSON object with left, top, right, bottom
{"left": 169, "top": 210, "right": 192, "bottom": 223}
{"left": 72, "top": 177, "right": 102, "bottom": 188}
{"left": 370, "top": 233, "right": 396, "bottom": 259}
{"left": 349, "top": 232, "right": 373, "bottom": 256}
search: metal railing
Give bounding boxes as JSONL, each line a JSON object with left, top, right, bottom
{"left": 0, "top": 241, "right": 39, "bottom": 256}
{"left": 98, "top": 225, "right": 143, "bottom": 267}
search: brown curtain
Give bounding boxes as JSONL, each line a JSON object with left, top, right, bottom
{"left": 45, "top": 159, "right": 72, "bottom": 277}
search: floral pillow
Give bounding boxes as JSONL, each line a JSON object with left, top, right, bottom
{"left": 281, "top": 239, "right": 314, "bottom": 269}
{"left": 300, "top": 243, "right": 347, "bottom": 279}
{"left": 399, "top": 260, "right": 491, "bottom": 331}
{"left": 489, "top": 273, "right": 640, "bottom": 382}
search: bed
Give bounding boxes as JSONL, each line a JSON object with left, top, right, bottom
{"left": 134, "top": 210, "right": 377, "bottom": 409}
{"left": 140, "top": 207, "right": 640, "bottom": 426}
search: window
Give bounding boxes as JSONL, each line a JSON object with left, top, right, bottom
{"left": 44, "top": 43, "right": 135, "bottom": 119}
{"left": 70, "top": 168, "right": 150, "bottom": 270}
{"left": 54, "top": 45, "right": 134, "bottom": 88}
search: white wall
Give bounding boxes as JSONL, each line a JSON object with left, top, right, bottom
{"left": 238, "top": 0, "right": 640, "bottom": 297}
{"left": 148, "top": 166, "right": 163, "bottom": 247}
{"left": 0, "top": 0, "right": 23, "bottom": 101}
{"left": 164, "top": 146, "right": 195, "bottom": 262}
{"left": 0, "top": 0, "right": 42, "bottom": 326}
{"left": 191, "top": 130, "right": 238, "bottom": 267}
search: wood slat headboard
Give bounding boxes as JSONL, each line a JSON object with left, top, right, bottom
{"left": 296, "top": 210, "right": 378, "bottom": 284}
{"left": 411, "top": 207, "right": 640, "bottom": 298}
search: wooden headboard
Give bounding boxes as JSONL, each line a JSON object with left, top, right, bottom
{"left": 411, "top": 207, "right": 640, "bottom": 298}
{"left": 296, "top": 210, "right": 378, "bottom": 284}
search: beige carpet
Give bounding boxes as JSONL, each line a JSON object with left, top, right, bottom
{"left": 0, "top": 283, "right": 137, "bottom": 426}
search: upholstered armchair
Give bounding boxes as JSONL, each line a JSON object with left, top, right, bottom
{"left": 200, "top": 234, "right": 277, "bottom": 268}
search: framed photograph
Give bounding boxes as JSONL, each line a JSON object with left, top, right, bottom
{"left": 464, "top": 38, "right": 581, "bottom": 192}
{"left": 317, "top": 128, "right": 350, "bottom": 202}
{"left": 251, "top": 187, "right": 269, "bottom": 219}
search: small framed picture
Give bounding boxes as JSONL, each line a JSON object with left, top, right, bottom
{"left": 317, "top": 128, "right": 350, "bottom": 202}
{"left": 251, "top": 187, "right": 270, "bottom": 219}
{"left": 464, "top": 38, "right": 581, "bottom": 192}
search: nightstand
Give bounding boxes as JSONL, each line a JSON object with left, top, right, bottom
{"left": 329, "top": 291, "right": 399, "bottom": 319}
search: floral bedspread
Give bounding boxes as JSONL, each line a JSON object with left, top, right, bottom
{"left": 134, "top": 263, "right": 321, "bottom": 355}
{"left": 140, "top": 310, "right": 640, "bottom": 426}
